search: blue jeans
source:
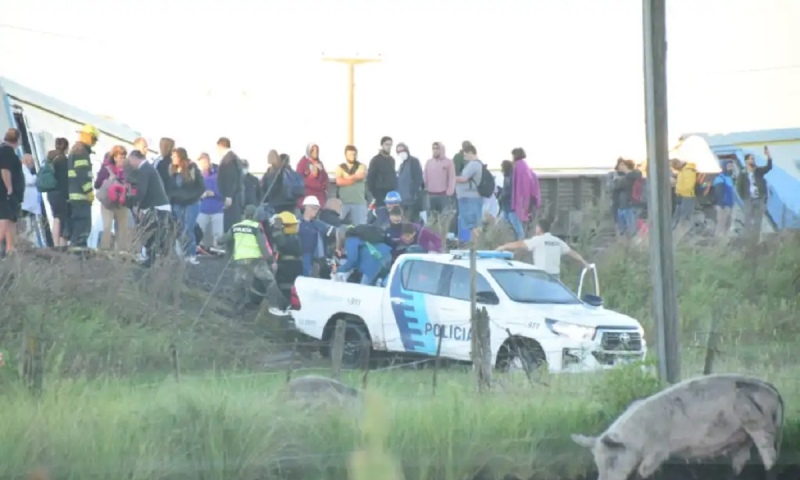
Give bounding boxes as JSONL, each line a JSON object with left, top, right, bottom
{"left": 671, "top": 197, "right": 697, "bottom": 230}
{"left": 457, "top": 197, "right": 483, "bottom": 242}
{"left": 172, "top": 202, "right": 200, "bottom": 257}
{"left": 501, "top": 210, "right": 525, "bottom": 240}
{"left": 301, "top": 253, "right": 313, "bottom": 277}
{"left": 616, "top": 208, "right": 636, "bottom": 236}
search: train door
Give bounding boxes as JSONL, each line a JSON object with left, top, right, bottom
{"left": 11, "top": 106, "right": 55, "bottom": 247}
{"left": 0, "top": 87, "right": 12, "bottom": 133}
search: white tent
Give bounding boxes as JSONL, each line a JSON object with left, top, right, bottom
{"left": 670, "top": 135, "right": 722, "bottom": 174}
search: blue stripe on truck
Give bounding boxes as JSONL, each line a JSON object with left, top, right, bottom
{"left": 389, "top": 259, "right": 437, "bottom": 355}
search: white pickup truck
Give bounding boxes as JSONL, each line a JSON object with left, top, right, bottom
{"left": 289, "top": 250, "right": 647, "bottom": 373}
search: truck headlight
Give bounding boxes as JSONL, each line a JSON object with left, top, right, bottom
{"left": 545, "top": 319, "right": 596, "bottom": 341}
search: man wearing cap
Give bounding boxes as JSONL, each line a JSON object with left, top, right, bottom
{"left": 298, "top": 195, "right": 335, "bottom": 277}
{"left": 220, "top": 204, "right": 288, "bottom": 315}
{"left": 67, "top": 124, "right": 99, "bottom": 248}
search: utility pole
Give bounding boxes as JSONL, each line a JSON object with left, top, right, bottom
{"left": 642, "top": 0, "right": 681, "bottom": 383}
{"left": 322, "top": 54, "right": 382, "bottom": 146}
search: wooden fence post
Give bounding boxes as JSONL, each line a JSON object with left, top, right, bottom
{"left": 21, "top": 331, "right": 43, "bottom": 396}
{"left": 469, "top": 244, "right": 492, "bottom": 392}
{"left": 361, "top": 345, "right": 371, "bottom": 390}
{"left": 475, "top": 307, "right": 492, "bottom": 391}
{"left": 170, "top": 340, "right": 181, "bottom": 383}
{"left": 331, "top": 319, "right": 346, "bottom": 379}
{"left": 703, "top": 308, "right": 722, "bottom": 375}
{"left": 286, "top": 339, "right": 298, "bottom": 383}
{"left": 432, "top": 331, "right": 444, "bottom": 396}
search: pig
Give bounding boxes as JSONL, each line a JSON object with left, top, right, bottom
{"left": 571, "top": 374, "right": 784, "bottom": 480}
{"left": 280, "top": 375, "right": 364, "bottom": 413}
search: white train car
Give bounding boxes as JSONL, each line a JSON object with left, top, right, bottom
{"left": 0, "top": 76, "right": 157, "bottom": 248}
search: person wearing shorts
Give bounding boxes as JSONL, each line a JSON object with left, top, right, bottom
{"left": 0, "top": 128, "right": 24, "bottom": 255}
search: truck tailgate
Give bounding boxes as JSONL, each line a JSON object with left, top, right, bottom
{"left": 291, "top": 277, "right": 385, "bottom": 340}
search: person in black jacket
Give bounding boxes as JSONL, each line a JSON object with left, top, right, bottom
{"left": 154, "top": 137, "right": 175, "bottom": 191}
{"left": 241, "top": 159, "right": 262, "bottom": 207}
{"left": 46, "top": 137, "right": 70, "bottom": 247}
{"left": 737, "top": 146, "right": 773, "bottom": 241}
{"left": 67, "top": 124, "right": 99, "bottom": 249}
{"left": 261, "top": 150, "right": 298, "bottom": 214}
{"left": 0, "top": 128, "right": 24, "bottom": 256}
{"left": 395, "top": 142, "right": 424, "bottom": 222}
{"left": 216, "top": 137, "right": 244, "bottom": 232}
{"left": 166, "top": 147, "right": 206, "bottom": 264}
{"left": 125, "top": 150, "right": 172, "bottom": 267}
{"left": 366, "top": 136, "right": 398, "bottom": 226}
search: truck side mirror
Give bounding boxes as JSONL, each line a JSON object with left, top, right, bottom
{"left": 582, "top": 294, "right": 603, "bottom": 307}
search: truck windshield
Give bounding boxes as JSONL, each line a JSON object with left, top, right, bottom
{"left": 488, "top": 269, "right": 581, "bottom": 305}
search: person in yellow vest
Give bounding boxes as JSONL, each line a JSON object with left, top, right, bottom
{"left": 220, "top": 204, "right": 288, "bottom": 315}
{"left": 67, "top": 124, "right": 99, "bottom": 249}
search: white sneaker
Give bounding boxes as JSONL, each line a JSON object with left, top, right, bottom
{"left": 186, "top": 256, "right": 199, "bottom": 265}
{"left": 268, "top": 307, "right": 290, "bottom": 317}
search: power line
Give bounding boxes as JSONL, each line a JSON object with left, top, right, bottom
{"left": 0, "top": 23, "right": 93, "bottom": 43}
{"left": 2, "top": 22, "right": 799, "bottom": 76}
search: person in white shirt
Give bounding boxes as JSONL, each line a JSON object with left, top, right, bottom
{"left": 20, "top": 154, "right": 46, "bottom": 247}
{"left": 495, "top": 218, "right": 589, "bottom": 279}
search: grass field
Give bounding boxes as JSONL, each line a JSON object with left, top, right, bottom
{"left": 0, "top": 230, "right": 799, "bottom": 479}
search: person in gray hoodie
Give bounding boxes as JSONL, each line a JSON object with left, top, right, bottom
{"left": 395, "top": 142, "right": 424, "bottom": 222}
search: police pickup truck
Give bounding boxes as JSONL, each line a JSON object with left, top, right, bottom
{"left": 289, "top": 250, "right": 647, "bottom": 373}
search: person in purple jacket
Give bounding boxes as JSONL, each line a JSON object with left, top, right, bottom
{"left": 196, "top": 153, "right": 225, "bottom": 252}
{"left": 386, "top": 206, "right": 442, "bottom": 260}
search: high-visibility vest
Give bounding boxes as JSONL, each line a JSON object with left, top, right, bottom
{"left": 232, "top": 220, "right": 263, "bottom": 261}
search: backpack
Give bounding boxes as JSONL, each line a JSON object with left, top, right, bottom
{"left": 282, "top": 168, "right": 305, "bottom": 200}
{"left": 96, "top": 167, "right": 122, "bottom": 209}
{"left": 346, "top": 224, "right": 386, "bottom": 245}
{"left": 474, "top": 162, "right": 496, "bottom": 198}
{"left": 36, "top": 161, "right": 58, "bottom": 193}
{"left": 631, "top": 177, "right": 646, "bottom": 205}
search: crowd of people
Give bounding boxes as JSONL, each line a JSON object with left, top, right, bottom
{"left": 1, "top": 126, "right": 561, "bottom": 313}
{"left": 609, "top": 145, "right": 773, "bottom": 241}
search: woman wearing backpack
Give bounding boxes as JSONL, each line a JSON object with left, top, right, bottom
{"left": 94, "top": 145, "right": 131, "bottom": 251}
{"left": 261, "top": 151, "right": 302, "bottom": 215}
{"left": 45, "top": 137, "right": 70, "bottom": 247}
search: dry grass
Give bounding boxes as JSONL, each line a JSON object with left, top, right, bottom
{"left": 0, "top": 221, "right": 799, "bottom": 479}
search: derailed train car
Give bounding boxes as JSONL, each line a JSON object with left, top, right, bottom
{"left": 0, "top": 76, "right": 157, "bottom": 247}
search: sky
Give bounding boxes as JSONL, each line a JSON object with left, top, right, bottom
{"left": 1, "top": 0, "right": 799, "bottom": 172}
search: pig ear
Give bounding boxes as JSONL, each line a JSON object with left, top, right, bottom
{"left": 600, "top": 432, "right": 626, "bottom": 450}
{"left": 571, "top": 434, "right": 597, "bottom": 448}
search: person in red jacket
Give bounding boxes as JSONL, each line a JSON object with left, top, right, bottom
{"left": 296, "top": 143, "right": 329, "bottom": 208}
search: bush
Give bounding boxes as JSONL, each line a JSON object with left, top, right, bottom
{"left": 0, "top": 253, "right": 275, "bottom": 379}
{"left": 590, "top": 358, "right": 663, "bottom": 418}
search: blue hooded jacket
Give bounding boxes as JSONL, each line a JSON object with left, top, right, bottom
{"left": 712, "top": 161, "right": 736, "bottom": 208}
{"left": 338, "top": 236, "right": 392, "bottom": 286}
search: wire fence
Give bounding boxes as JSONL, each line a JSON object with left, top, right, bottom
{"left": 2, "top": 236, "right": 800, "bottom": 396}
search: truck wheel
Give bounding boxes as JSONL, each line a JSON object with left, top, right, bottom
{"left": 341, "top": 322, "right": 371, "bottom": 370}
{"left": 497, "top": 338, "right": 547, "bottom": 376}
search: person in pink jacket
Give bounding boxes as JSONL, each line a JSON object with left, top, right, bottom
{"left": 509, "top": 147, "right": 541, "bottom": 239}
{"left": 296, "top": 142, "right": 330, "bottom": 209}
{"left": 94, "top": 145, "right": 131, "bottom": 251}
